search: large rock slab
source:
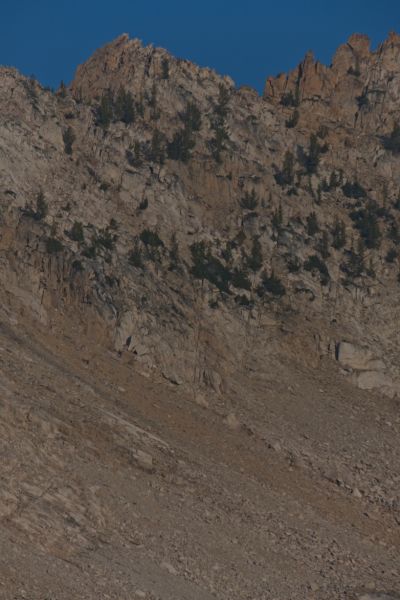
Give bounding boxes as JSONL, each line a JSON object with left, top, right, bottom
{"left": 336, "top": 341, "right": 385, "bottom": 371}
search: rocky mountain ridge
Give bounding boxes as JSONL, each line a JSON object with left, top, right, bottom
{"left": 265, "top": 32, "right": 400, "bottom": 128}
{"left": 2, "top": 32, "right": 400, "bottom": 399}
{"left": 0, "top": 32, "right": 400, "bottom": 599}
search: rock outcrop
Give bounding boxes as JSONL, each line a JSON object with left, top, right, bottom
{"left": 0, "top": 32, "right": 400, "bottom": 600}
{"left": 1, "top": 32, "right": 400, "bottom": 399}
{"left": 265, "top": 32, "right": 400, "bottom": 131}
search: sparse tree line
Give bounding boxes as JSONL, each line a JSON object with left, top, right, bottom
{"left": 22, "top": 95, "right": 400, "bottom": 303}
{"left": 93, "top": 82, "right": 231, "bottom": 166}
{"left": 124, "top": 174, "right": 400, "bottom": 292}
{"left": 19, "top": 165, "right": 400, "bottom": 310}
{"left": 95, "top": 87, "right": 136, "bottom": 128}
{"left": 267, "top": 122, "right": 400, "bottom": 282}
{"left": 39, "top": 70, "right": 233, "bottom": 166}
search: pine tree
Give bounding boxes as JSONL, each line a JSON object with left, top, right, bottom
{"left": 169, "top": 233, "right": 180, "bottom": 270}
{"left": 383, "top": 123, "right": 400, "bottom": 154}
{"left": 389, "top": 221, "right": 400, "bottom": 244}
{"left": 285, "top": 109, "right": 299, "bottom": 128}
{"left": 210, "top": 123, "right": 229, "bottom": 163}
{"left": 280, "top": 89, "right": 299, "bottom": 107}
{"left": 182, "top": 102, "right": 202, "bottom": 131}
{"left": 343, "top": 238, "right": 365, "bottom": 278}
{"left": 161, "top": 58, "right": 170, "bottom": 80}
{"left": 240, "top": 190, "right": 258, "bottom": 210}
{"left": 275, "top": 150, "right": 294, "bottom": 186}
{"left": 350, "top": 201, "right": 381, "bottom": 249}
{"left": 63, "top": 127, "right": 75, "bottom": 155}
{"left": 68, "top": 221, "right": 84, "bottom": 243}
{"left": 215, "top": 84, "right": 230, "bottom": 119}
{"left": 210, "top": 85, "right": 230, "bottom": 162}
{"left": 329, "top": 171, "right": 340, "bottom": 189}
{"left": 167, "top": 127, "right": 195, "bottom": 162}
{"left": 34, "top": 191, "right": 47, "bottom": 221}
{"left": 58, "top": 80, "right": 67, "bottom": 98}
{"left": 304, "top": 134, "right": 321, "bottom": 174}
{"left": 114, "top": 87, "right": 135, "bottom": 124}
{"left": 306, "top": 212, "right": 319, "bottom": 236}
{"left": 272, "top": 204, "right": 283, "bottom": 234}
{"left": 257, "top": 270, "right": 286, "bottom": 297}
{"left": 332, "top": 218, "right": 346, "bottom": 249}
{"left": 96, "top": 93, "right": 113, "bottom": 129}
{"left": 246, "top": 236, "right": 263, "bottom": 272}
{"left": 149, "top": 129, "right": 165, "bottom": 164}
{"left": 316, "top": 230, "right": 330, "bottom": 259}
{"left": 304, "top": 254, "right": 330, "bottom": 285}
{"left": 342, "top": 180, "right": 366, "bottom": 199}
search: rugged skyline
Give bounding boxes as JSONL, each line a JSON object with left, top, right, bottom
{"left": 2, "top": 0, "right": 400, "bottom": 92}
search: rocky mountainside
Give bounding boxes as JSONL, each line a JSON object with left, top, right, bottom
{"left": 0, "top": 32, "right": 400, "bottom": 599}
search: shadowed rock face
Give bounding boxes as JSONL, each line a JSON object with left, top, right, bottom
{"left": 0, "top": 33, "right": 400, "bottom": 599}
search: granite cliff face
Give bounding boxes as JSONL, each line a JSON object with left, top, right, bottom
{"left": 1, "top": 33, "right": 400, "bottom": 599}
{"left": 265, "top": 32, "right": 400, "bottom": 130}
{"left": 2, "top": 32, "right": 400, "bottom": 399}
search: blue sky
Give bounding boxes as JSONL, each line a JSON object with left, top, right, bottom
{"left": 1, "top": 0, "right": 400, "bottom": 92}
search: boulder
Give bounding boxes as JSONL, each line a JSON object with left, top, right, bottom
{"left": 336, "top": 342, "right": 385, "bottom": 371}
{"left": 356, "top": 371, "right": 399, "bottom": 398}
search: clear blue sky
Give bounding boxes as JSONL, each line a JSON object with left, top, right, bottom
{"left": 1, "top": 0, "right": 400, "bottom": 92}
